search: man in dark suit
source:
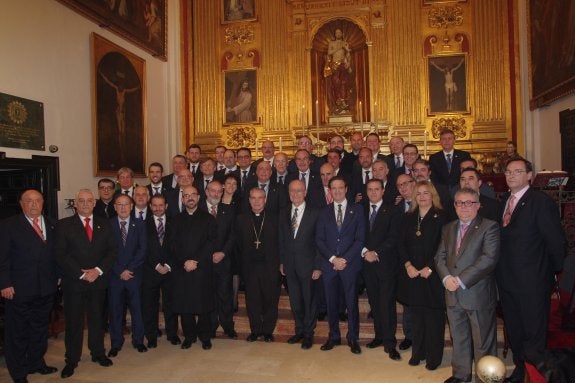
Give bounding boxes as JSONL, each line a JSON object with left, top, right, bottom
{"left": 94, "top": 178, "right": 117, "bottom": 219}
{"left": 115, "top": 167, "right": 137, "bottom": 198}
{"left": 236, "top": 147, "right": 257, "bottom": 193}
{"left": 55, "top": 189, "right": 116, "bottom": 378}
{"left": 147, "top": 162, "right": 169, "bottom": 196}
{"left": 372, "top": 159, "right": 399, "bottom": 205}
{"left": 316, "top": 176, "right": 365, "bottom": 354}
{"left": 362, "top": 179, "right": 402, "bottom": 360}
{"left": 273, "top": 152, "right": 289, "bottom": 188}
{"left": 161, "top": 155, "right": 188, "bottom": 192}
{"left": 350, "top": 147, "right": 374, "bottom": 204}
{"left": 186, "top": 144, "right": 203, "bottom": 178}
{"left": 458, "top": 159, "right": 496, "bottom": 199}
{"left": 385, "top": 136, "right": 405, "bottom": 171}
{"left": 413, "top": 159, "right": 452, "bottom": 210}
{"left": 429, "top": 129, "right": 471, "bottom": 195}
{"left": 288, "top": 136, "right": 324, "bottom": 174}
{"left": 215, "top": 149, "right": 239, "bottom": 182}
{"left": 235, "top": 187, "right": 281, "bottom": 342}
{"left": 141, "top": 194, "right": 179, "bottom": 348}
{"left": 435, "top": 188, "right": 500, "bottom": 383}
{"left": 201, "top": 180, "right": 238, "bottom": 339}
{"left": 193, "top": 158, "right": 217, "bottom": 200}
{"left": 133, "top": 185, "right": 151, "bottom": 220}
{"left": 324, "top": 135, "right": 353, "bottom": 175}
{"left": 391, "top": 144, "right": 419, "bottom": 183}
{"left": 170, "top": 185, "right": 217, "bottom": 350}
{"left": 459, "top": 167, "right": 502, "bottom": 223}
{"left": 496, "top": 159, "right": 566, "bottom": 383}
{"left": 251, "top": 140, "right": 276, "bottom": 171}
{"left": 107, "top": 194, "right": 148, "bottom": 358}
{"left": 0, "top": 189, "right": 59, "bottom": 383}
{"left": 325, "top": 148, "right": 351, "bottom": 182}
{"left": 279, "top": 180, "right": 322, "bottom": 349}
{"left": 242, "top": 161, "right": 287, "bottom": 214}
{"left": 166, "top": 169, "right": 194, "bottom": 218}
{"left": 285, "top": 149, "right": 322, "bottom": 207}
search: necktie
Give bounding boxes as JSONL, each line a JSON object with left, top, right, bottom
{"left": 139, "top": 210, "right": 144, "bottom": 220}
{"left": 278, "top": 175, "right": 284, "bottom": 185}
{"left": 291, "top": 207, "right": 298, "bottom": 237}
{"left": 395, "top": 156, "right": 401, "bottom": 168}
{"left": 104, "top": 204, "right": 110, "bottom": 218}
{"left": 191, "top": 165, "right": 196, "bottom": 175}
{"left": 446, "top": 154, "right": 452, "bottom": 173}
{"left": 405, "top": 200, "right": 411, "bottom": 213}
{"left": 84, "top": 217, "right": 93, "bottom": 241}
{"left": 157, "top": 217, "right": 164, "bottom": 245}
{"left": 502, "top": 195, "right": 516, "bottom": 227}
{"left": 205, "top": 179, "right": 210, "bottom": 189}
{"left": 300, "top": 172, "right": 307, "bottom": 185}
{"left": 120, "top": 220, "right": 127, "bottom": 245}
{"left": 408, "top": 168, "right": 413, "bottom": 177}
{"left": 153, "top": 186, "right": 160, "bottom": 195}
{"left": 336, "top": 204, "right": 343, "bottom": 228}
{"left": 260, "top": 183, "right": 266, "bottom": 190}
{"left": 326, "top": 188, "right": 333, "bottom": 204}
{"left": 210, "top": 204, "right": 217, "bottom": 217}
{"left": 179, "top": 189, "right": 183, "bottom": 212}
{"left": 32, "top": 217, "right": 44, "bottom": 241}
{"left": 364, "top": 170, "right": 371, "bottom": 183}
{"left": 124, "top": 190, "right": 130, "bottom": 195}
{"left": 369, "top": 204, "right": 377, "bottom": 230}
{"left": 456, "top": 222, "right": 469, "bottom": 253}
{"left": 242, "top": 170, "right": 248, "bottom": 186}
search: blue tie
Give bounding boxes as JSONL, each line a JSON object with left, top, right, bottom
{"left": 369, "top": 204, "right": 377, "bottom": 230}
{"left": 446, "top": 154, "right": 452, "bottom": 173}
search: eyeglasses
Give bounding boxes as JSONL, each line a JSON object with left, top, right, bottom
{"left": 454, "top": 200, "right": 479, "bottom": 207}
{"left": 504, "top": 169, "right": 527, "bottom": 176}
{"left": 98, "top": 186, "right": 114, "bottom": 191}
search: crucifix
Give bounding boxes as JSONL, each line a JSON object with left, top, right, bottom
{"left": 254, "top": 239, "right": 261, "bottom": 249}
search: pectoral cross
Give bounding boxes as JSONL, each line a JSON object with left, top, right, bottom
{"left": 254, "top": 239, "right": 261, "bottom": 249}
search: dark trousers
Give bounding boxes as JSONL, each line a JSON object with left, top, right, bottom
{"left": 324, "top": 269, "right": 360, "bottom": 342}
{"left": 499, "top": 288, "right": 551, "bottom": 378}
{"left": 410, "top": 306, "right": 445, "bottom": 368}
{"left": 63, "top": 287, "right": 107, "bottom": 365}
{"left": 108, "top": 276, "right": 145, "bottom": 348}
{"left": 286, "top": 269, "right": 318, "bottom": 338}
{"left": 210, "top": 259, "right": 235, "bottom": 333}
{"left": 4, "top": 294, "right": 54, "bottom": 380}
{"left": 181, "top": 313, "right": 211, "bottom": 342}
{"left": 402, "top": 304, "right": 412, "bottom": 339}
{"left": 316, "top": 275, "right": 346, "bottom": 315}
{"left": 363, "top": 266, "right": 397, "bottom": 348}
{"left": 142, "top": 274, "right": 178, "bottom": 341}
{"left": 244, "top": 263, "right": 281, "bottom": 335}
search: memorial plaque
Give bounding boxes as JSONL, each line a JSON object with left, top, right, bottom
{"left": 0, "top": 92, "right": 45, "bottom": 151}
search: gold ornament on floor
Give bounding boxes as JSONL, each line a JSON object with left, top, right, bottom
{"left": 476, "top": 355, "right": 506, "bottom": 383}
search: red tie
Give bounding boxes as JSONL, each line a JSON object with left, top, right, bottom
{"left": 325, "top": 187, "right": 333, "bottom": 204}
{"left": 502, "top": 195, "right": 516, "bottom": 227}
{"left": 32, "top": 217, "right": 44, "bottom": 241}
{"left": 456, "top": 223, "right": 469, "bottom": 254}
{"left": 84, "top": 217, "right": 93, "bottom": 241}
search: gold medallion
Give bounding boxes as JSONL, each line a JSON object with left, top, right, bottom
{"left": 415, "top": 230, "right": 421, "bottom": 236}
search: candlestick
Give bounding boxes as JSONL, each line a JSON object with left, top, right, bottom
{"left": 373, "top": 102, "right": 378, "bottom": 131}
{"left": 424, "top": 131, "right": 428, "bottom": 159}
{"left": 301, "top": 105, "right": 305, "bottom": 136}
{"left": 315, "top": 100, "right": 319, "bottom": 128}
{"left": 359, "top": 101, "right": 363, "bottom": 136}
{"left": 408, "top": 131, "right": 412, "bottom": 144}
{"left": 255, "top": 138, "right": 259, "bottom": 160}
{"left": 279, "top": 137, "right": 283, "bottom": 152}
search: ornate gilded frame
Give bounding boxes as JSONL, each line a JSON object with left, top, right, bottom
{"left": 224, "top": 68, "right": 258, "bottom": 125}
{"left": 222, "top": 0, "right": 257, "bottom": 24}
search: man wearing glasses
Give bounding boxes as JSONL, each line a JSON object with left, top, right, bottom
{"left": 435, "top": 188, "right": 500, "bottom": 383}
{"left": 95, "top": 178, "right": 117, "bottom": 219}
{"left": 496, "top": 159, "right": 566, "bottom": 383}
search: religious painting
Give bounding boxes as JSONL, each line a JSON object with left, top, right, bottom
{"left": 528, "top": 0, "right": 575, "bottom": 109}
{"left": 224, "top": 69, "right": 257, "bottom": 124}
{"left": 428, "top": 54, "right": 468, "bottom": 114}
{"left": 92, "top": 33, "right": 146, "bottom": 177}
{"left": 223, "top": 0, "right": 256, "bottom": 23}
{"left": 56, "top": 0, "right": 167, "bottom": 60}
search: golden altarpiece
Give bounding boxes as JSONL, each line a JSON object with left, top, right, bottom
{"left": 181, "top": 0, "right": 518, "bottom": 170}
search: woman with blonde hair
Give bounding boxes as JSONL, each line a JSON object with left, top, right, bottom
{"left": 397, "top": 180, "right": 448, "bottom": 370}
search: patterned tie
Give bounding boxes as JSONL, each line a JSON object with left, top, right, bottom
{"left": 260, "top": 183, "right": 266, "bottom": 190}
{"left": 153, "top": 186, "right": 160, "bottom": 195}
{"left": 191, "top": 165, "right": 196, "bottom": 175}
{"left": 446, "top": 154, "right": 452, "bottom": 173}
{"left": 84, "top": 217, "right": 93, "bottom": 241}
{"left": 456, "top": 222, "right": 470, "bottom": 254}
{"left": 179, "top": 190, "right": 183, "bottom": 212}
{"left": 336, "top": 204, "right": 343, "bottom": 228}
{"left": 242, "top": 170, "right": 248, "bottom": 187}
{"left": 502, "top": 195, "right": 516, "bottom": 227}
{"left": 291, "top": 207, "right": 298, "bottom": 237}
{"left": 139, "top": 210, "right": 144, "bottom": 220}
{"left": 369, "top": 204, "right": 377, "bottom": 230}
{"left": 300, "top": 172, "right": 307, "bottom": 188}
{"left": 395, "top": 156, "right": 401, "bottom": 168}
{"left": 278, "top": 175, "right": 284, "bottom": 185}
{"left": 210, "top": 204, "right": 217, "bottom": 217}
{"left": 120, "top": 220, "right": 127, "bottom": 245}
{"left": 364, "top": 170, "right": 371, "bottom": 184}
{"left": 32, "top": 217, "right": 44, "bottom": 241}
{"left": 157, "top": 217, "right": 164, "bottom": 245}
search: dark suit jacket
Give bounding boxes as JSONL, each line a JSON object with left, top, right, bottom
{"left": 199, "top": 201, "right": 236, "bottom": 258}
{"left": 496, "top": 188, "right": 566, "bottom": 294}
{"left": 109, "top": 217, "right": 147, "bottom": 278}
{"left": 363, "top": 202, "right": 400, "bottom": 273}
{"left": 429, "top": 149, "right": 471, "bottom": 188}
{"left": 385, "top": 153, "right": 404, "bottom": 171}
{"left": 279, "top": 205, "right": 321, "bottom": 276}
{"left": 315, "top": 201, "right": 365, "bottom": 275}
{"left": 94, "top": 199, "right": 117, "bottom": 219}
{"left": 0, "top": 214, "right": 58, "bottom": 299}
{"left": 288, "top": 154, "right": 325, "bottom": 174}
{"left": 161, "top": 173, "right": 178, "bottom": 191}
{"left": 55, "top": 214, "right": 117, "bottom": 291}
{"left": 435, "top": 216, "right": 500, "bottom": 310}
{"left": 165, "top": 188, "right": 184, "bottom": 218}
{"left": 241, "top": 179, "right": 288, "bottom": 214}
{"left": 285, "top": 171, "right": 323, "bottom": 207}
{"left": 147, "top": 183, "right": 170, "bottom": 196}
{"left": 143, "top": 215, "right": 173, "bottom": 287}
{"left": 235, "top": 211, "right": 280, "bottom": 273}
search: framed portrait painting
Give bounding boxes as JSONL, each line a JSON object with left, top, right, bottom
{"left": 222, "top": 0, "right": 256, "bottom": 23}
{"left": 224, "top": 69, "right": 257, "bottom": 124}
{"left": 92, "top": 33, "right": 146, "bottom": 177}
{"left": 56, "top": 0, "right": 167, "bottom": 60}
{"left": 427, "top": 54, "right": 468, "bottom": 114}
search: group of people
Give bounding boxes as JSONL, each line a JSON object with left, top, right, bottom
{"left": 0, "top": 129, "right": 566, "bottom": 383}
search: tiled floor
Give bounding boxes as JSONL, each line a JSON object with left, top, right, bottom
{"left": 0, "top": 335, "right": 516, "bottom": 383}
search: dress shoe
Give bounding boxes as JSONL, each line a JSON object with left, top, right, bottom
{"left": 317, "top": 312, "right": 327, "bottom": 321}
{"left": 444, "top": 376, "right": 471, "bottom": 383}
{"left": 210, "top": 331, "right": 217, "bottom": 338}
{"left": 301, "top": 337, "right": 313, "bottom": 350}
{"left": 348, "top": 340, "right": 361, "bottom": 354}
{"left": 201, "top": 340, "right": 212, "bottom": 350}
{"left": 287, "top": 334, "right": 304, "bottom": 344}
{"left": 61, "top": 364, "right": 76, "bottom": 379}
{"left": 168, "top": 336, "right": 181, "bottom": 345}
{"left": 13, "top": 378, "right": 28, "bottom": 383}
{"left": 425, "top": 363, "right": 439, "bottom": 371}
{"left": 320, "top": 339, "right": 341, "bottom": 351}
{"left": 107, "top": 347, "right": 120, "bottom": 357}
{"left": 92, "top": 355, "right": 113, "bottom": 367}
{"left": 408, "top": 357, "right": 421, "bottom": 366}
{"left": 386, "top": 347, "right": 401, "bottom": 361}
{"left": 30, "top": 365, "right": 58, "bottom": 375}
{"left": 224, "top": 329, "right": 238, "bottom": 339}
{"left": 399, "top": 338, "right": 412, "bottom": 350}
{"left": 246, "top": 333, "right": 259, "bottom": 342}
{"left": 263, "top": 334, "right": 274, "bottom": 342}
{"left": 181, "top": 338, "right": 193, "bottom": 349}
{"left": 147, "top": 339, "right": 157, "bottom": 348}
{"left": 366, "top": 338, "right": 384, "bottom": 349}
{"left": 133, "top": 343, "right": 148, "bottom": 353}
{"left": 339, "top": 312, "right": 348, "bottom": 322}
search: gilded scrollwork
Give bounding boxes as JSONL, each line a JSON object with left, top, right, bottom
{"left": 428, "top": 5, "right": 463, "bottom": 29}
{"left": 431, "top": 117, "right": 466, "bottom": 139}
{"left": 226, "top": 125, "right": 257, "bottom": 148}
{"left": 224, "top": 24, "right": 255, "bottom": 46}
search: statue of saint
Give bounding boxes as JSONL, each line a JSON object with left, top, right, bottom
{"left": 323, "top": 29, "right": 355, "bottom": 115}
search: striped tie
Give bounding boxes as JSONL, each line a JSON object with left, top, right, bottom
{"left": 120, "top": 221, "right": 127, "bottom": 245}
{"left": 157, "top": 217, "right": 164, "bottom": 245}
{"left": 291, "top": 207, "right": 298, "bottom": 237}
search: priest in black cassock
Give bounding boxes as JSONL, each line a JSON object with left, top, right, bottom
{"left": 235, "top": 187, "right": 281, "bottom": 342}
{"left": 169, "top": 185, "right": 216, "bottom": 350}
